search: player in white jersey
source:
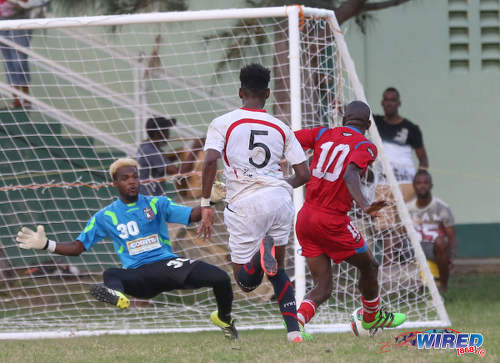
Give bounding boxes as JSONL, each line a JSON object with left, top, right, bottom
{"left": 198, "top": 64, "right": 310, "bottom": 343}
{"left": 407, "top": 170, "right": 457, "bottom": 292}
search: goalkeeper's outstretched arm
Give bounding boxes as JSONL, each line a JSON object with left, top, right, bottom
{"left": 16, "top": 225, "right": 85, "bottom": 256}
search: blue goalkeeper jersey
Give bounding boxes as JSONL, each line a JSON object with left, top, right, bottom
{"left": 77, "top": 194, "right": 192, "bottom": 269}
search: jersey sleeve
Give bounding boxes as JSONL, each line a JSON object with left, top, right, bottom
{"left": 294, "top": 127, "right": 326, "bottom": 150}
{"left": 204, "top": 118, "right": 225, "bottom": 153}
{"left": 159, "top": 197, "right": 193, "bottom": 225}
{"left": 284, "top": 127, "right": 307, "bottom": 166}
{"left": 408, "top": 123, "right": 424, "bottom": 149}
{"left": 76, "top": 212, "right": 109, "bottom": 251}
{"left": 349, "top": 141, "right": 377, "bottom": 170}
{"left": 441, "top": 205, "right": 455, "bottom": 227}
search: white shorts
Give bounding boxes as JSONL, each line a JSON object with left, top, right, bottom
{"left": 224, "top": 187, "right": 294, "bottom": 264}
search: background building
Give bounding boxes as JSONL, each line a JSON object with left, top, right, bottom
{"left": 343, "top": 0, "right": 500, "bottom": 258}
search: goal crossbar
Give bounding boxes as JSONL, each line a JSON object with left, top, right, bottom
{"left": 0, "top": 6, "right": 449, "bottom": 339}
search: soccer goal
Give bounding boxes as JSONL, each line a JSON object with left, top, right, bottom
{"left": 0, "top": 6, "right": 449, "bottom": 339}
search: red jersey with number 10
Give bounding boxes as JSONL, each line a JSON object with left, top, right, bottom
{"left": 295, "top": 126, "right": 377, "bottom": 214}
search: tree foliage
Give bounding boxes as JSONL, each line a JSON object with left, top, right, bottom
{"left": 246, "top": 0, "right": 412, "bottom": 27}
{"left": 50, "top": 0, "right": 412, "bottom": 28}
{"left": 52, "top": 0, "right": 187, "bottom": 16}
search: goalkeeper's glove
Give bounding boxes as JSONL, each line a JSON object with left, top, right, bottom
{"left": 210, "top": 181, "right": 226, "bottom": 204}
{"left": 16, "top": 225, "right": 56, "bottom": 252}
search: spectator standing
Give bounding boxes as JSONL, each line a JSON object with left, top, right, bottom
{"left": 0, "top": 0, "right": 32, "bottom": 109}
{"left": 373, "top": 88, "right": 429, "bottom": 266}
{"left": 374, "top": 87, "right": 428, "bottom": 202}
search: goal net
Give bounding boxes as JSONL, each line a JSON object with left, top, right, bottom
{"left": 0, "top": 6, "right": 448, "bottom": 339}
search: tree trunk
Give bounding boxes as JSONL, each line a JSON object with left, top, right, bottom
{"left": 334, "top": 0, "right": 367, "bottom": 25}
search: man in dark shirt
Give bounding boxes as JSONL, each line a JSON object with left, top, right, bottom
{"left": 374, "top": 87, "right": 428, "bottom": 202}
{"left": 373, "top": 88, "right": 429, "bottom": 266}
{"left": 136, "top": 116, "right": 202, "bottom": 196}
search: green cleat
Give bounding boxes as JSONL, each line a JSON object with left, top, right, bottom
{"left": 90, "top": 284, "right": 130, "bottom": 309}
{"left": 361, "top": 309, "right": 406, "bottom": 332}
{"left": 299, "top": 321, "right": 313, "bottom": 341}
{"left": 210, "top": 311, "right": 239, "bottom": 340}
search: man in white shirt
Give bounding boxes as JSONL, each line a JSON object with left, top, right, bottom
{"left": 407, "top": 170, "right": 457, "bottom": 293}
{"left": 198, "top": 63, "right": 310, "bottom": 342}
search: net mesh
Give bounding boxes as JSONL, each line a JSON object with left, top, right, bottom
{"left": 0, "top": 10, "right": 445, "bottom": 336}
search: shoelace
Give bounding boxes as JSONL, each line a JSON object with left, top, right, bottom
{"left": 369, "top": 309, "right": 395, "bottom": 336}
{"left": 221, "top": 321, "right": 238, "bottom": 339}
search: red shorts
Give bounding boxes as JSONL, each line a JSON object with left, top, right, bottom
{"left": 295, "top": 203, "right": 367, "bottom": 264}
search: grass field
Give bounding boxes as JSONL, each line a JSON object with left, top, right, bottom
{"left": 1, "top": 272, "right": 498, "bottom": 363}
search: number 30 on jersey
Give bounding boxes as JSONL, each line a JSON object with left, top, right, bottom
{"left": 117, "top": 221, "right": 140, "bottom": 239}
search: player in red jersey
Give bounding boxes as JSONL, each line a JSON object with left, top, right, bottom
{"left": 294, "top": 100, "right": 406, "bottom": 335}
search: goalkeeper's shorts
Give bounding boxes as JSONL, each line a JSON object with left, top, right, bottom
{"left": 296, "top": 203, "right": 366, "bottom": 264}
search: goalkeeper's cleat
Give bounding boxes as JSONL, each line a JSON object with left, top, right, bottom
{"left": 90, "top": 284, "right": 130, "bottom": 309}
{"left": 260, "top": 235, "right": 277, "bottom": 277}
{"left": 210, "top": 311, "right": 239, "bottom": 340}
{"left": 361, "top": 308, "right": 406, "bottom": 333}
{"left": 287, "top": 331, "right": 303, "bottom": 343}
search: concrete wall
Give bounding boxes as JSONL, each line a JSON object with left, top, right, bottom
{"left": 5, "top": 0, "right": 497, "bottom": 224}
{"left": 344, "top": 0, "right": 500, "bottom": 224}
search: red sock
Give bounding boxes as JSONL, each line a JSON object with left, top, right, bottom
{"left": 361, "top": 296, "right": 380, "bottom": 323}
{"left": 297, "top": 299, "right": 317, "bottom": 325}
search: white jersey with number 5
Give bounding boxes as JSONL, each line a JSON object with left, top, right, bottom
{"left": 204, "top": 107, "right": 306, "bottom": 203}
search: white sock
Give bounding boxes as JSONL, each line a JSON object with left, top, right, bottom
{"left": 297, "top": 312, "right": 305, "bottom": 326}
{"left": 287, "top": 331, "right": 302, "bottom": 342}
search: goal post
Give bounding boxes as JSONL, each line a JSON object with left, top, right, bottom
{"left": 0, "top": 6, "right": 448, "bottom": 339}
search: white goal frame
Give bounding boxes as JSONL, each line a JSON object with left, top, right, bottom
{"left": 0, "top": 5, "right": 449, "bottom": 339}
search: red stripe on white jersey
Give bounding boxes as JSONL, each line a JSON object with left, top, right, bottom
{"left": 223, "top": 118, "right": 286, "bottom": 166}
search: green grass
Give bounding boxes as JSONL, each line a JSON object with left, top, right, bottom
{"left": 1, "top": 273, "right": 499, "bottom": 363}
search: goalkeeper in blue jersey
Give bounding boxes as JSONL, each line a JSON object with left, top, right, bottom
{"left": 15, "top": 158, "right": 237, "bottom": 339}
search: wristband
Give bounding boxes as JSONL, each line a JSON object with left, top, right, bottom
{"left": 200, "top": 197, "right": 211, "bottom": 207}
{"left": 46, "top": 240, "right": 57, "bottom": 253}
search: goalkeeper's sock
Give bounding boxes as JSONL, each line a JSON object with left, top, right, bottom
{"left": 269, "top": 269, "right": 299, "bottom": 333}
{"left": 236, "top": 253, "right": 264, "bottom": 292}
{"left": 185, "top": 261, "right": 234, "bottom": 324}
{"left": 297, "top": 299, "right": 317, "bottom": 325}
{"left": 361, "top": 295, "right": 380, "bottom": 323}
{"left": 209, "top": 269, "right": 233, "bottom": 324}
